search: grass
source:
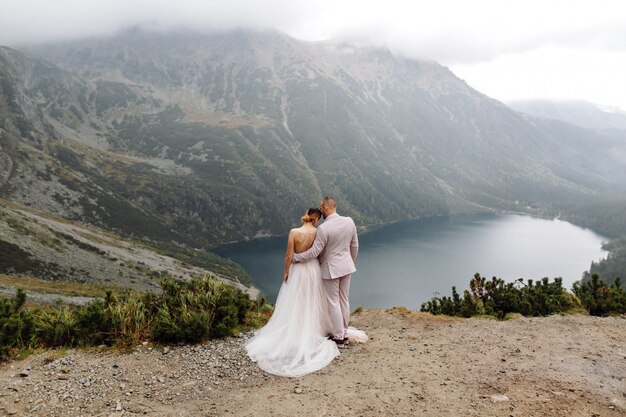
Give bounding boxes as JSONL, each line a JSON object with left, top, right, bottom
{"left": 502, "top": 313, "right": 524, "bottom": 320}
{"left": 0, "top": 214, "right": 65, "bottom": 252}
{"left": 385, "top": 307, "right": 462, "bottom": 322}
{"left": 13, "top": 347, "right": 44, "bottom": 361}
{"left": 41, "top": 347, "right": 71, "bottom": 363}
{"left": 239, "top": 308, "right": 272, "bottom": 332}
{"left": 77, "top": 230, "right": 126, "bottom": 249}
{"left": 352, "top": 306, "right": 364, "bottom": 315}
{"left": 0, "top": 274, "right": 120, "bottom": 298}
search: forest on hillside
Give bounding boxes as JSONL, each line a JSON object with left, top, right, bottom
{"left": 560, "top": 199, "right": 626, "bottom": 284}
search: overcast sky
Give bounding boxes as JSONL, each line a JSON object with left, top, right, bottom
{"left": 2, "top": 0, "right": 625, "bottom": 110}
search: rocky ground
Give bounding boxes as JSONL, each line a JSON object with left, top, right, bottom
{"left": 1, "top": 309, "right": 624, "bottom": 417}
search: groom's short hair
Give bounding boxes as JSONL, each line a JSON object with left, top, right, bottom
{"left": 321, "top": 196, "right": 336, "bottom": 209}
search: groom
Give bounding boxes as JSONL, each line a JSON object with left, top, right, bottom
{"left": 293, "top": 196, "right": 359, "bottom": 345}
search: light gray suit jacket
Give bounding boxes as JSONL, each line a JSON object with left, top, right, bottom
{"left": 293, "top": 213, "right": 359, "bottom": 280}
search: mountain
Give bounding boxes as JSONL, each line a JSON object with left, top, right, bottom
{"left": 0, "top": 197, "right": 252, "bottom": 296}
{"left": 508, "top": 99, "right": 626, "bottom": 130}
{"left": 2, "top": 29, "right": 626, "bottom": 286}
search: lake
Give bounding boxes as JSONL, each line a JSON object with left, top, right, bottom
{"left": 214, "top": 214, "right": 608, "bottom": 309}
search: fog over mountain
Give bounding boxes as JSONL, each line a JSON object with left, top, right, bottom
{"left": 4, "top": 0, "right": 626, "bottom": 113}
{"left": 508, "top": 99, "right": 626, "bottom": 131}
{"left": 2, "top": 29, "right": 626, "bottom": 263}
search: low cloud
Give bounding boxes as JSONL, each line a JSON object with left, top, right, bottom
{"left": 2, "top": 0, "right": 625, "bottom": 109}
{"left": 1, "top": 0, "right": 624, "bottom": 65}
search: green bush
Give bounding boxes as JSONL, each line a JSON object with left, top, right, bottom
{"left": 0, "top": 276, "right": 255, "bottom": 360}
{"left": 106, "top": 291, "right": 150, "bottom": 347}
{"left": 33, "top": 306, "right": 79, "bottom": 347}
{"left": 30, "top": 290, "right": 148, "bottom": 349}
{"left": 421, "top": 273, "right": 579, "bottom": 319}
{"left": 0, "top": 289, "right": 34, "bottom": 358}
{"left": 150, "top": 277, "right": 250, "bottom": 342}
{"left": 74, "top": 298, "right": 112, "bottom": 345}
{"left": 573, "top": 274, "right": 626, "bottom": 316}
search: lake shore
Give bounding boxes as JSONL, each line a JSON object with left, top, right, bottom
{"left": 216, "top": 213, "right": 608, "bottom": 308}
{"left": 1, "top": 309, "right": 624, "bottom": 416}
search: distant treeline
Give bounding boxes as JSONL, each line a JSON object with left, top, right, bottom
{"left": 559, "top": 199, "right": 626, "bottom": 285}
{"left": 583, "top": 238, "right": 626, "bottom": 285}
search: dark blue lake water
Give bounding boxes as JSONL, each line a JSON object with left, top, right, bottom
{"left": 214, "top": 214, "right": 608, "bottom": 309}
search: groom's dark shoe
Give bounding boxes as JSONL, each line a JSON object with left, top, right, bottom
{"left": 330, "top": 337, "right": 349, "bottom": 347}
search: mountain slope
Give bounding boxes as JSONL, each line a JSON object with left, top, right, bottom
{"left": 0, "top": 198, "right": 252, "bottom": 294}
{"left": 1, "top": 29, "right": 626, "bottom": 254}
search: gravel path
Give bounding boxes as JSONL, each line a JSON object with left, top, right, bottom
{"left": 1, "top": 309, "right": 624, "bottom": 417}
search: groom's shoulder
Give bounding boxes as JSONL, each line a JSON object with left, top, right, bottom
{"left": 343, "top": 216, "right": 357, "bottom": 233}
{"left": 341, "top": 215, "right": 356, "bottom": 225}
{"left": 334, "top": 215, "right": 356, "bottom": 230}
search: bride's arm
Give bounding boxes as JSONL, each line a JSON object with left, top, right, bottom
{"left": 283, "top": 230, "right": 296, "bottom": 282}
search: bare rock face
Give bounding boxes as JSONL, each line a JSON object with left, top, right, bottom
{"left": 0, "top": 149, "right": 13, "bottom": 187}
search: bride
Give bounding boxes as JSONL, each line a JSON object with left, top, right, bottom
{"left": 245, "top": 208, "right": 340, "bottom": 377}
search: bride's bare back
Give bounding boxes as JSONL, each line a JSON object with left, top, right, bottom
{"left": 293, "top": 226, "right": 317, "bottom": 253}
{"left": 284, "top": 224, "right": 317, "bottom": 282}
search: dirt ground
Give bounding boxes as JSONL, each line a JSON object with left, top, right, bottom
{"left": 1, "top": 309, "right": 625, "bottom": 417}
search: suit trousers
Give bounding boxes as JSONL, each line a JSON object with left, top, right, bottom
{"left": 323, "top": 274, "right": 351, "bottom": 339}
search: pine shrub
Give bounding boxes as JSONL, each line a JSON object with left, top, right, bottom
{"left": 74, "top": 297, "right": 112, "bottom": 345}
{"left": 573, "top": 274, "right": 626, "bottom": 316}
{"left": 421, "top": 273, "right": 580, "bottom": 319}
{"left": 0, "top": 289, "right": 34, "bottom": 357}
{"left": 0, "top": 275, "right": 255, "bottom": 360}
{"left": 150, "top": 276, "right": 251, "bottom": 343}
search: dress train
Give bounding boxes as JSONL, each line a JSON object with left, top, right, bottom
{"left": 245, "top": 259, "right": 340, "bottom": 377}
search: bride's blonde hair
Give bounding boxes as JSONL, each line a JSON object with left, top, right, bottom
{"left": 301, "top": 207, "right": 322, "bottom": 224}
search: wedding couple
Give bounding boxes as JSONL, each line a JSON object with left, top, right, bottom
{"left": 245, "top": 196, "right": 367, "bottom": 377}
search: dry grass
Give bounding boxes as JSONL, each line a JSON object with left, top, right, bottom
{"left": 1, "top": 197, "right": 74, "bottom": 226}
{"left": 77, "top": 230, "right": 124, "bottom": 248}
{"left": 0, "top": 274, "right": 117, "bottom": 298}
{"left": 385, "top": 306, "right": 461, "bottom": 322}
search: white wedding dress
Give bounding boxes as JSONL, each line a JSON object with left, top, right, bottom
{"left": 245, "top": 258, "right": 340, "bottom": 377}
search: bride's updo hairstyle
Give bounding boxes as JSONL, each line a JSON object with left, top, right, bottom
{"left": 301, "top": 207, "right": 323, "bottom": 224}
